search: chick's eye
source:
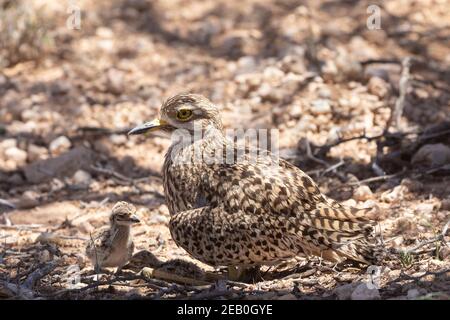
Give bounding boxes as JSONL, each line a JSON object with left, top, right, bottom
{"left": 176, "top": 109, "right": 193, "bottom": 121}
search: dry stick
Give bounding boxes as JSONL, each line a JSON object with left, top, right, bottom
{"left": 347, "top": 172, "right": 403, "bottom": 186}
{"left": 88, "top": 232, "right": 100, "bottom": 287}
{"left": 0, "top": 224, "right": 43, "bottom": 230}
{"left": 402, "top": 219, "right": 450, "bottom": 255}
{"left": 140, "top": 267, "right": 211, "bottom": 286}
{"left": 47, "top": 274, "right": 151, "bottom": 297}
{"left": 23, "top": 260, "right": 59, "bottom": 289}
{"left": 304, "top": 139, "right": 329, "bottom": 166}
{"left": 90, "top": 165, "right": 162, "bottom": 184}
{"left": 1, "top": 260, "right": 60, "bottom": 299}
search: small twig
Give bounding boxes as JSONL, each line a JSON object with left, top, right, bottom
{"left": 321, "top": 159, "right": 345, "bottom": 176}
{"left": 0, "top": 224, "right": 43, "bottom": 230}
{"left": 348, "top": 172, "right": 402, "bottom": 186}
{"left": 47, "top": 274, "right": 149, "bottom": 297}
{"left": 23, "top": 259, "right": 59, "bottom": 289}
{"left": 141, "top": 267, "right": 211, "bottom": 286}
{"left": 304, "top": 139, "right": 328, "bottom": 166}
{"left": 90, "top": 165, "right": 162, "bottom": 184}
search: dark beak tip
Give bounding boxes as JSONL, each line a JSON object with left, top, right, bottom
{"left": 127, "top": 128, "right": 139, "bottom": 136}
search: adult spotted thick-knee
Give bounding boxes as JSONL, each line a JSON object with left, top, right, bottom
{"left": 129, "top": 93, "right": 382, "bottom": 280}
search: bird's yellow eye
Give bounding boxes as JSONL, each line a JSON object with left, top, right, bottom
{"left": 176, "top": 109, "right": 193, "bottom": 121}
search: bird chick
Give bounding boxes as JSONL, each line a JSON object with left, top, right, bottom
{"left": 85, "top": 201, "right": 140, "bottom": 273}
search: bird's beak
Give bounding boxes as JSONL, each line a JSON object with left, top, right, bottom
{"left": 128, "top": 119, "right": 168, "bottom": 135}
{"left": 129, "top": 214, "right": 140, "bottom": 223}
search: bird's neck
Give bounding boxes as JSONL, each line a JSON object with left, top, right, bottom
{"left": 166, "top": 125, "right": 227, "bottom": 161}
{"left": 110, "top": 224, "right": 131, "bottom": 245}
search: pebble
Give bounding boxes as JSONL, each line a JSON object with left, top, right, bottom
{"left": 407, "top": 289, "right": 420, "bottom": 300}
{"left": 109, "top": 134, "right": 128, "bottom": 145}
{"left": 236, "top": 56, "right": 257, "bottom": 74}
{"left": 72, "top": 169, "right": 92, "bottom": 187}
{"left": 351, "top": 283, "right": 380, "bottom": 300}
{"left": 381, "top": 185, "right": 407, "bottom": 203}
{"left": 439, "top": 247, "right": 450, "bottom": 260}
{"left": 368, "top": 76, "right": 390, "bottom": 98}
{"left": 49, "top": 136, "right": 72, "bottom": 156}
{"left": 414, "top": 202, "right": 434, "bottom": 215}
{"left": 411, "top": 143, "right": 450, "bottom": 168}
{"left": 441, "top": 198, "right": 450, "bottom": 211}
{"left": 27, "top": 144, "right": 49, "bottom": 162}
{"left": 19, "top": 190, "right": 41, "bottom": 209}
{"left": 4, "top": 147, "right": 27, "bottom": 165}
{"left": 334, "top": 283, "right": 357, "bottom": 300}
{"left": 310, "top": 99, "right": 331, "bottom": 114}
{"left": 38, "top": 250, "right": 51, "bottom": 263}
{"left": 353, "top": 185, "right": 373, "bottom": 201}
{"left": 0, "top": 138, "right": 17, "bottom": 150}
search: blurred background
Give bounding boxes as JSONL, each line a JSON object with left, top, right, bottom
{"left": 0, "top": 0, "right": 449, "bottom": 299}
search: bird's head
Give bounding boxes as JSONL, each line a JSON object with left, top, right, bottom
{"left": 110, "top": 201, "right": 140, "bottom": 226}
{"left": 128, "top": 93, "right": 223, "bottom": 136}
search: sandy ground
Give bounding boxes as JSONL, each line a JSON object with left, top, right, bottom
{"left": 0, "top": 0, "right": 449, "bottom": 299}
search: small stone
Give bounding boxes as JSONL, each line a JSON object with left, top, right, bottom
{"left": 106, "top": 68, "right": 125, "bottom": 95}
{"left": 109, "top": 134, "right": 127, "bottom": 145}
{"left": 27, "top": 144, "right": 48, "bottom": 162}
{"left": 407, "top": 289, "right": 420, "bottom": 300}
{"left": 318, "top": 87, "right": 332, "bottom": 99}
{"left": 36, "top": 232, "right": 64, "bottom": 245}
{"left": 96, "top": 27, "right": 114, "bottom": 38}
{"left": 401, "top": 178, "right": 423, "bottom": 193}
{"left": 411, "top": 143, "right": 450, "bottom": 168}
{"left": 334, "top": 283, "right": 357, "bottom": 300}
{"left": 353, "top": 185, "right": 373, "bottom": 201}
{"left": 49, "top": 136, "right": 71, "bottom": 156}
{"left": 38, "top": 250, "right": 51, "bottom": 263}
{"left": 351, "top": 283, "right": 380, "bottom": 300}
{"left": 72, "top": 170, "right": 92, "bottom": 187}
{"left": 310, "top": 99, "right": 331, "bottom": 114}
{"left": 394, "top": 217, "right": 417, "bottom": 235}
{"left": 24, "top": 146, "right": 94, "bottom": 184}
{"left": 415, "top": 203, "right": 434, "bottom": 215}
{"left": 364, "top": 66, "right": 390, "bottom": 81}
{"left": 341, "top": 198, "right": 357, "bottom": 207}
{"left": 368, "top": 76, "right": 390, "bottom": 98}
{"left": 5, "top": 147, "right": 27, "bottom": 165}
{"left": 148, "top": 212, "right": 169, "bottom": 225}
{"left": 441, "top": 198, "right": 450, "bottom": 211}
{"left": 263, "top": 66, "right": 284, "bottom": 82}
{"left": 381, "top": 185, "right": 407, "bottom": 203}
{"left": 0, "top": 138, "right": 17, "bottom": 150}
{"left": 19, "top": 190, "right": 40, "bottom": 209}
{"left": 75, "top": 253, "right": 86, "bottom": 265}
{"left": 439, "top": 247, "right": 450, "bottom": 260}
{"left": 236, "top": 56, "right": 257, "bottom": 74}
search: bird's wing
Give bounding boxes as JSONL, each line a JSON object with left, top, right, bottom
{"left": 205, "top": 156, "right": 377, "bottom": 263}
{"left": 85, "top": 227, "right": 111, "bottom": 257}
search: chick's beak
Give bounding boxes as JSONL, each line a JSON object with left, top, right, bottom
{"left": 128, "top": 119, "right": 168, "bottom": 135}
{"left": 129, "top": 215, "right": 140, "bottom": 223}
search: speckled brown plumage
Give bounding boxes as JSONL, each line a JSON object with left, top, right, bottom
{"left": 130, "top": 94, "right": 381, "bottom": 272}
{"left": 85, "top": 201, "right": 140, "bottom": 272}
